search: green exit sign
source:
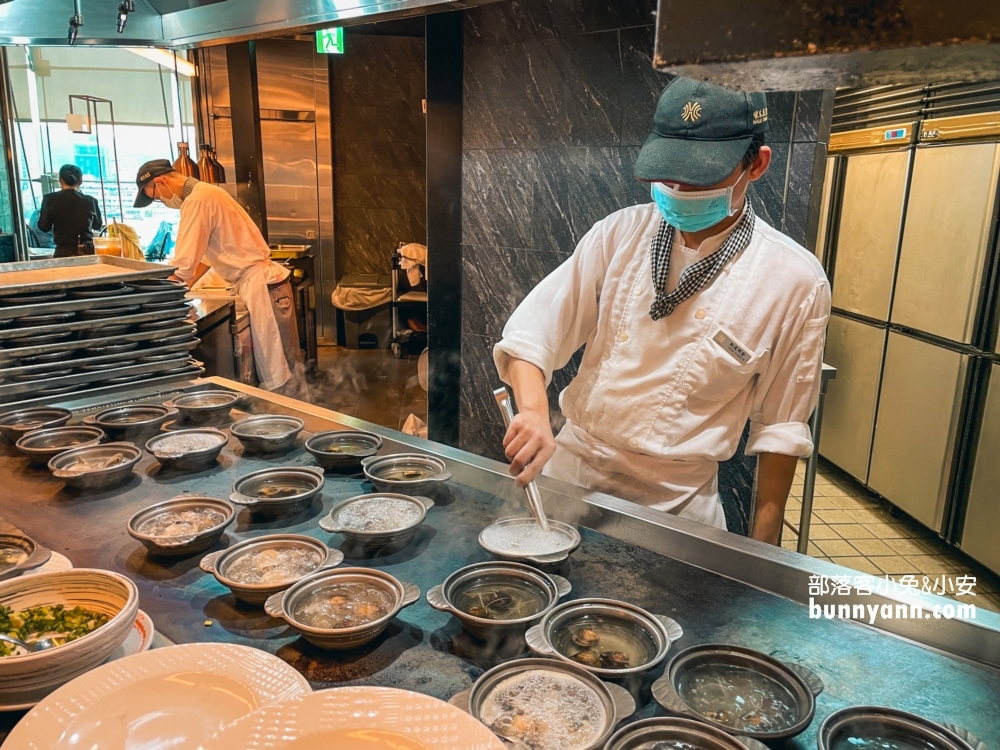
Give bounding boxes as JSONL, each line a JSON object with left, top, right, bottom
{"left": 316, "top": 27, "right": 344, "bottom": 54}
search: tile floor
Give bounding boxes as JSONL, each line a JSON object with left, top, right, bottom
{"left": 783, "top": 458, "right": 1000, "bottom": 614}
{"left": 306, "top": 346, "right": 426, "bottom": 432}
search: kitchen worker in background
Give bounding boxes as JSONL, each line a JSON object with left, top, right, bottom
{"left": 494, "top": 77, "right": 831, "bottom": 544}
{"left": 37, "top": 164, "right": 102, "bottom": 258}
{"left": 133, "top": 159, "right": 304, "bottom": 395}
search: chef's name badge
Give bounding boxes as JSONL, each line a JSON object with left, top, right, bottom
{"left": 713, "top": 330, "right": 752, "bottom": 365}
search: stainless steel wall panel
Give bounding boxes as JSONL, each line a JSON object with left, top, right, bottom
{"left": 891, "top": 143, "right": 1000, "bottom": 343}
{"left": 211, "top": 115, "right": 239, "bottom": 203}
{"left": 314, "top": 54, "right": 336, "bottom": 344}
{"left": 255, "top": 40, "right": 317, "bottom": 113}
{"left": 207, "top": 45, "right": 230, "bottom": 109}
{"left": 962, "top": 362, "right": 1000, "bottom": 575}
{"left": 260, "top": 119, "right": 319, "bottom": 241}
{"left": 818, "top": 314, "right": 886, "bottom": 483}
{"left": 831, "top": 151, "right": 909, "bottom": 321}
{"left": 868, "top": 332, "right": 968, "bottom": 531}
{"left": 814, "top": 155, "right": 836, "bottom": 267}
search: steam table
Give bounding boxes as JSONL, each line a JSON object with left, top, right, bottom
{"left": 0, "top": 378, "right": 997, "bottom": 746}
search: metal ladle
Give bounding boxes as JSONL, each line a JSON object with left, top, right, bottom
{"left": 0, "top": 632, "right": 67, "bottom": 653}
{"left": 493, "top": 387, "right": 550, "bottom": 532}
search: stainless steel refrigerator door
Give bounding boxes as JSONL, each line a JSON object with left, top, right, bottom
{"left": 891, "top": 142, "right": 1000, "bottom": 344}
{"left": 814, "top": 155, "right": 836, "bottom": 266}
{"left": 831, "top": 150, "right": 910, "bottom": 321}
{"left": 961, "top": 362, "right": 1000, "bottom": 575}
{"left": 868, "top": 332, "right": 968, "bottom": 531}
{"left": 818, "top": 314, "right": 886, "bottom": 483}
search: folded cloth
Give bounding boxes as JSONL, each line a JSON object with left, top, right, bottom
{"left": 399, "top": 242, "right": 427, "bottom": 286}
{"left": 398, "top": 242, "right": 426, "bottom": 264}
{"left": 331, "top": 284, "right": 392, "bottom": 311}
{"left": 106, "top": 221, "right": 145, "bottom": 261}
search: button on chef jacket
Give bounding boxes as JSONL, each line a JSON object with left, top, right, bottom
{"left": 493, "top": 202, "right": 831, "bottom": 530}
{"left": 172, "top": 182, "right": 293, "bottom": 390}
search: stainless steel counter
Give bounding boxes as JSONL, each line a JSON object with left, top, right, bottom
{"left": 1, "top": 376, "right": 998, "bottom": 745}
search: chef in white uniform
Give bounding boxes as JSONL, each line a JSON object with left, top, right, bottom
{"left": 494, "top": 77, "right": 831, "bottom": 544}
{"left": 133, "top": 159, "right": 302, "bottom": 393}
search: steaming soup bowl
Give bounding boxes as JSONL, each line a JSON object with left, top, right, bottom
{"left": 449, "top": 657, "right": 636, "bottom": 750}
{"left": 265, "top": 567, "right": 420, "bottom": 650}
{"left": 427, "top": 561, "right": 572, "bottom": 640}
{"left": 200, "top": 534, "right": 343, "bottom": 605}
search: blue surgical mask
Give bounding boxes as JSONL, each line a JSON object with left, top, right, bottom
{"left": 650, "top": 171, "right": 747, "bottom": 233}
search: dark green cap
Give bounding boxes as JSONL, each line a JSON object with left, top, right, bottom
{"left": 634, "top": 77, "right": 769, "bottom": 187}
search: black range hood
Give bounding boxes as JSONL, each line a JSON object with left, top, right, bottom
{"left": 653, "top": 0, "right": 1000, "bottom": 90}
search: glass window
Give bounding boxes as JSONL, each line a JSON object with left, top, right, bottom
{"left": 7, "top": 46, "right": 195, "bottom": 258}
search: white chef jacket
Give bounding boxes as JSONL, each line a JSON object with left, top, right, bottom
{"left": 494, "top": 202, "right": 831, "bottom": 528}
{"left": 172, "top": 182, "right": 293, "bottom": 390}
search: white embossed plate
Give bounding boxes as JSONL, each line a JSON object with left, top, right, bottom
{"left": 203, "top": 686, "right": 507, "bottom": 750}
{"left": 6, "top": 642, "right": 311, "bottom": 748}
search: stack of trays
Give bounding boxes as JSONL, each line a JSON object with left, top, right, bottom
{"left": 0, "top": 257, "right": 203, "bottom": 407}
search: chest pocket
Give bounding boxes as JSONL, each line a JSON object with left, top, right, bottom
{"left": 688, "top": 325, "right": 765, "bottom": 403}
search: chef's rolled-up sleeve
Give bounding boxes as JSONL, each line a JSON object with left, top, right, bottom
{"left": 494, "top": 221, "right": 612, "bottom": 387}
{"left": 745, "top": 279, "right": 832, "bottom": 457}
{"left": 172, "top": 199, "right": 213, "bottom": 283}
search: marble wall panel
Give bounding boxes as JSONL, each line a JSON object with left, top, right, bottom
{"left": 784, "top": 141, "right": 829, "bottom": 250}
{"left": 334, "top": 138, "right": 424, "bottom": 177}
{"left": 748, "top": 141, "right": 789, "bottom": 231}
{"left": 335, "top": 173, "right": 426, "bottom": 211}
{"left": 460, "top": 416, "right": 508, "bottom": 463}
{"left": 332, "top": 34, "right": 426, "bottom": 284}
{"left": 336, "top": 207, "right": 425, "bottom": 277}
{"left": 718, "top": 424, "right": 756, "bottom": 536}
{"left": 462, "top": 244, "right": 568, "bottom": 338}
{"left": 766, "top": 91, "right": 796, "bottom": 146}
{"left": 464, "top": 30, "right": 623, "bottom": 150}
{"left": 620, "top": 26, "right": 669, "bottom": 147}
{"left": 794, "top": 90, "right": 835, "bottom": 144}
{"left": 531, "top": 147, "right": 642, "bottom": 254}
{"left": 462, "top": 149, "right": 535, "bottom": 249}
{"left": 334, "top": 35, "right": 424, "bottom": 109}
{"left": 460, "top": 331, "right": 504, "bottom": 423}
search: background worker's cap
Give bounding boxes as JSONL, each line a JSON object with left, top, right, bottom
{"left": 133, "top": 159, "right": 174, "bottom": 208}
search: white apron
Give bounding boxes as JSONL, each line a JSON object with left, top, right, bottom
{"left": 234, "top": 262, "right": 292, "bottom": 391}
{"left": 544, "top": 419, "right": 728, "bottom": 530}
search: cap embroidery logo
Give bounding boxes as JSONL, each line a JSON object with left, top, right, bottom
{"left": 681, "top": 101, "right": 702, "bottom": 122}
{"left": 753, "top": 107, "right": 768, "bottom": 125}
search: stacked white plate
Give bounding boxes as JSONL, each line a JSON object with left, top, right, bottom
{"left": 203, "top": 686, "right": 507, "bottom": 750}
{"left": 6, "top": 643, "right": 311, "bottom": 749}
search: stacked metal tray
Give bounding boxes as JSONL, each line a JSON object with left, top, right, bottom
{"left": 0, "top": 257, "right": 203, "bottom": 407}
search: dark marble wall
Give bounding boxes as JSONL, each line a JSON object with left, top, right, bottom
{"left": 332, "top": 33, "right": 426, "bottom": 281}
{"left": 456, "top": 0, "right": 833, "bottom": 534}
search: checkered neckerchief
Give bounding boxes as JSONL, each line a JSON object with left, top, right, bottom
{"left": 648, "top": 201, "right": 756, "bottom": 320}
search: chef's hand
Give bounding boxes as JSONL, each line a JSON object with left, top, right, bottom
{"left": 503, "top": 410, "right": 556, "bottom": 486}
{"left": 504, "top": 360, "right": 556, "bottom": 486}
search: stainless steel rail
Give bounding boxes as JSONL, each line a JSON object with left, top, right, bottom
{"left": 799, "top": 364, "right": 838, "bottom": 553}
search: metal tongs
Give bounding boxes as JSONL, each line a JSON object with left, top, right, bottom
{"left": 493, "top": 387, "right": 550, "bottom": 532}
